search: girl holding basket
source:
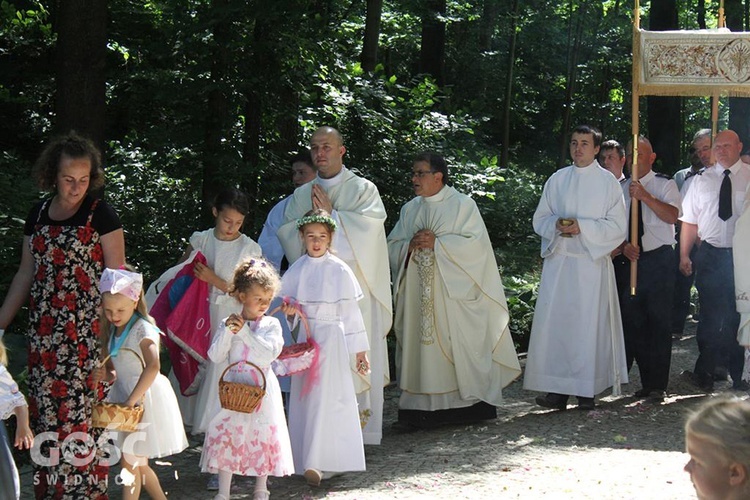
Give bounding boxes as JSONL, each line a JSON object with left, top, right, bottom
{"left": 200, "top": 257, "right": 293, "bottom": 500}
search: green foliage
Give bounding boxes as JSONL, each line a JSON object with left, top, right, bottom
{"left": 105, "top": 140, "right": 201, "bottom": 282}
{"left": 1, "top": 0, "right": 726, "bottom": 356}
{"left": 504, "top": 273, "right": 539, "bottom": 353}
{"left": 472, "top": 165, "right": 544, "bottom": 277}
{"left": 0, "top": 149, "right": 37, "bottom": 308}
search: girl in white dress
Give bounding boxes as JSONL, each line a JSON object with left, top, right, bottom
{"left": 200, "top": 258, "right": 293, "bottom": 500}
{"left": 94, "top": 268, "right": 188, "bottom": 500}
{"left": 0, "top": 333, "right": 33, "bottom": 500}
{"left": 174, "top": 187, "right": 262, "bottom": 436}
{"left": 280, "top": 209, "right": 371, "bottom": 486}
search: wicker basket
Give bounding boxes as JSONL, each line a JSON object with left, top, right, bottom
{"left": 219, "top": 361, "right": 266, "bottom": 414}
{"left": 92, "top": 348, "right": 145, "bottom": 432}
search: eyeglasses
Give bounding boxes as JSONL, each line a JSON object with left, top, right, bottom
{"left": 412, "top": 170, "right": 436, "bottom": 178}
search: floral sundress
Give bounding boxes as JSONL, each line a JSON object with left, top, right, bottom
{"left": 28, "top": 198, "right": 110, "bottom": 499}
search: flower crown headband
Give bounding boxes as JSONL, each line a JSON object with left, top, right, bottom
{"left": 296, "top": 214, "right": 337, "bottom": 231}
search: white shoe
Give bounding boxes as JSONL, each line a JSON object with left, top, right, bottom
{"left": 213, "top": 495, "right": 228, "bottom": 500}
{"left": 253, "top": 489, "right": 270, "bottom": 500}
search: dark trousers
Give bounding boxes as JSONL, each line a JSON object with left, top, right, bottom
{"left": 693, "top": 243, "right": 745, "bottom": 384}
{"left": 617, "top": 246, "right": 675, "bottom": 391}
{"left": 671, "top": 241, "right": 697, "bottom": 333}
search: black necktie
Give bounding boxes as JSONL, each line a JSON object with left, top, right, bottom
{"left": 630, "top": 200, "right": 644, "bottom": 248}
{"left": 719, "top": 169, "right": 732, "bottom": 221}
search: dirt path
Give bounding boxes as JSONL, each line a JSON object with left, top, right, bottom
{"left": 19, "top": 324, "right": 735, "bottom": 499}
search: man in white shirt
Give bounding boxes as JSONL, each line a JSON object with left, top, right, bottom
{"left": 614, "top": 136, "right": 681, "bottom": 400}
{"left": 600, "top": 140, "right": 631, "bottom": 299}
{"left": 680, "top": 129, "right": 750, "bottom": 392}
{"left": 671, "top": 129, "right": 710, "bottom": 337}
{"left": 599, "top": 139, "right": 627, "bottom": 182}
{"left": 524, "top": 125, "right": 628, "bottom": 410}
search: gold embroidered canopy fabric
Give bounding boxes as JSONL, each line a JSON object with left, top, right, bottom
{"left": 636, "top": 28, "right": 750, "bottom": 97}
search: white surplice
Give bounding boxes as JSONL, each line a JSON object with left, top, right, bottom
{"left": 281, "top": 252, "right": 369, "bottom": 473}
{"left": 523, "top": 161, "right": 629, "bottom": 397}
{"left": 388, "top": 186, "right": 521, "bottom": 410}
{"left": 277, "top": 167, "right": 392, "bottom": 445}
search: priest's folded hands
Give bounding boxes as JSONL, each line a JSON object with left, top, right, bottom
{"left": 408, "top": 229, "right": 436, "bottom": 251}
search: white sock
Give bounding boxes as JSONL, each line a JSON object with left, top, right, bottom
{"left": 218, "top": 470, "right": 233, "bottom": 497}
{"left": 255, "top": 475, "right": 268, "bottom": 492}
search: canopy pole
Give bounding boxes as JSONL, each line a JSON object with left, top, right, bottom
{"left": 630, "top": 0, "right": 641, "bottom": 296}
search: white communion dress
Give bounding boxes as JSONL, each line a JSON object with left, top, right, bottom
{"left": 107, "top": 317, "right": 188, "bottom": 458}
{"left": 281, "top": 251, "right": 369, "bottom": 474}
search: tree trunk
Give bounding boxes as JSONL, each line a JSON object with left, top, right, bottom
{"left": 697, "top": 0, "right": 706, "bottom": 29}
{"left": 479, "top": 0, "right": 500, "bottom": 52}
{"left": 725, "top": 0, "right": 750, "bottom": 148}
{"left": 646, "top": 0, "right": 681, "bottom": 171}
{"left": 243, "top": 91, "right": 262, "bottom": 229}
{"left": 419, "top": 0, "right": 446, "bottom": 85}
{"left": 52, "top": 0, "right": 107, "bottom": 155}
{"left": 202, "top": 0, "right": 232, "bottom": 216}
{"left": 501, "top": 0, "right": 519, "bottom": 167}
{"left": 558, "top": 1, "right": 584, "bottom": 168}
{"left": 360, "top": 0, "right": 383, "bottom": 72}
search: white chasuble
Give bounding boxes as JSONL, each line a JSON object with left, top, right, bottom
{"left": 388, "top": 186, "right": 521, "bottom": 410}
{"left": 523, "top": 162, "right": 629, "bottom": 397}
{"left": 277, "top": 167, "right": 392, "bottom": 445}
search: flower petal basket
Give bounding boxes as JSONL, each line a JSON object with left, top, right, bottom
{"left": 92, "top": 348, "right": 145, "bottom": 433}
{"left": 269, "top": 306, "right": 318, "bottom": 377}
{"left": 218, "top": 361, "right": 266, "bottom": 414}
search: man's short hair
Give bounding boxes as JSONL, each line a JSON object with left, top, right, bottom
{"left": 414, "top": 151, "right": 449, "bottom": 185}
{"left": 572, "top": 125, "right": 602, "bottom": 147}
{"left": 290, "top": 149, "right": 315, "bottom": 170}
{"left": 600, "top": 140, "right": 625, "bottom": 159}
{"left": 692, "top": 128, "right": 712, "bottom": 145}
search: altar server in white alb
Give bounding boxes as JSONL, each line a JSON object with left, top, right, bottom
{"left": 524, "top": 124, "right": 628, "bottom": 411}
{"left": 276, "top": 126, "right": 392, "bottom": 445}
{"left": 388, "top": 152, "right": 521, "bottom": 428}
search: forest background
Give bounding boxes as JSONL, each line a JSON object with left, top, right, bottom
{"left": 1, "top": 0, "right": 748, "bottom": 354}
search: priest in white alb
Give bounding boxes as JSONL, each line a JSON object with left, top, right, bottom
{"left": 388, "top": 152, "right": 521, "bottom": 428}
{"left": 523, "top": 125, "right": 628, "bottom": 411}
{"left": 277, "top": 126, "right": 392, "bottom": 445}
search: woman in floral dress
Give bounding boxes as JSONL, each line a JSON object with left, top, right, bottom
{"left": 0, "top": 132, "right": 125, "bottom": 499}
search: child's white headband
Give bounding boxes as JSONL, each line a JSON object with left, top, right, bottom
{"left": 99, "top": 268, "right": 143, "bottom": 301}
